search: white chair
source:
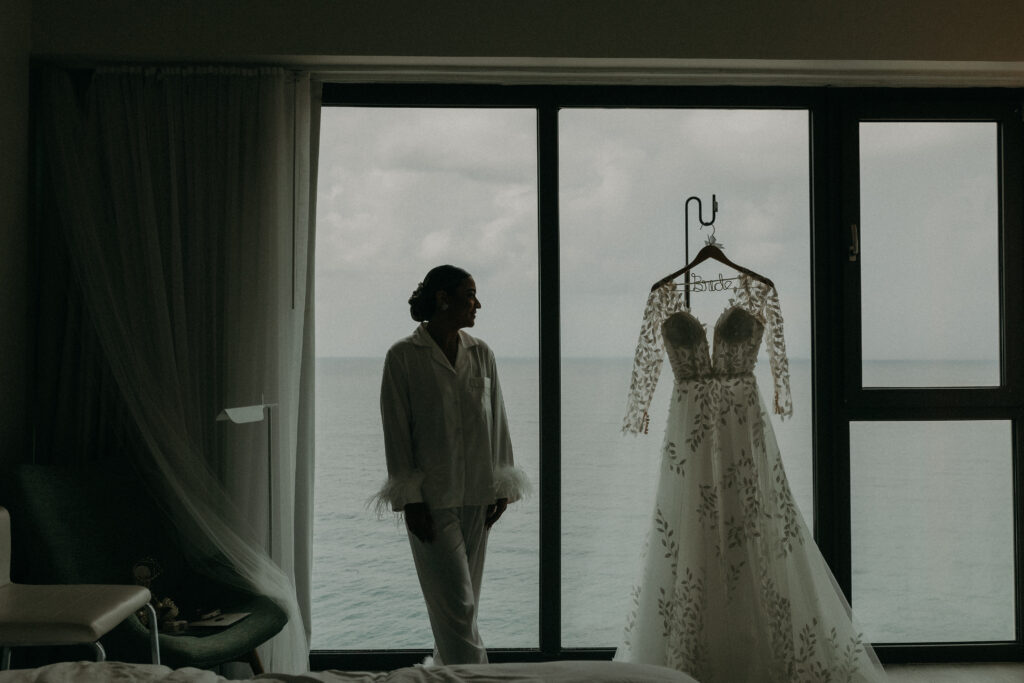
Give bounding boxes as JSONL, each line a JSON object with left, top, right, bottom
{"left": 0, "top": 506, "right": 160, "bottom": 670}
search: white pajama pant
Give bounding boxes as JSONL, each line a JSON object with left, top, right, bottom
{"left": 407, "top": 505, "right": 489, "bottom": 665}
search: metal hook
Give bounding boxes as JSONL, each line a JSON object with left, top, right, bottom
{"left": 685, "top": 194, "right": 718, "bottom": 228}
{"left": 682, "top": 194, "right": 719, "bottom": 307}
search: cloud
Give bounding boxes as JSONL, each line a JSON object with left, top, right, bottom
{"left": 859, "top": 122, "right": 999, "bottom": 361}
{"left": 555, "top": 109, "right": 811, "bottom": 356}
{"left": 315, "top": 106, "right": 816, "bottom": 358}
{"left": 315, "top": 107, "right": 539, "bottom": 357}
{"left": 315, "top": 106, "right": 994, "bottom": 364}
{"left": 333, "top": 107, "right": 535, "bottom": 185}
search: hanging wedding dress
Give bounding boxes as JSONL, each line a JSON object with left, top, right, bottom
{"left": 616, "top": 275, "right": 887, "bottom": 683}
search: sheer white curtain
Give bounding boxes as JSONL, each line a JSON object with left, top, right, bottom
{"left": 37, "top": 66, "right": 319, "bottom": 673}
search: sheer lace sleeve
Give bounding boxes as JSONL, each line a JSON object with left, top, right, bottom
{"left": 732, "top": 275, "right": 793, "bottom": 418}
{"left": 763, "top": 285, "right": 793, "bottom": 417}
{"left": 623, "top": 285, "right": 681, "bottom": 434}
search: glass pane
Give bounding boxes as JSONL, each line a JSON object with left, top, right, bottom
{"left": 559, "top": 109, "right": 812, "bottom": 647}
{"left": 851, "top": 420, "right": 1014, "bottom": 642}
{"left": 859, "top": 122, "right": 999, "bottom": 387}
{"left": 313, "top": 108, "right": 539, "bottom": 649}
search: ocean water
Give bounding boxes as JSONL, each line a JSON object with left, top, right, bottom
{"left": 311, "top": 357, "right": 1013, "bottom": 650}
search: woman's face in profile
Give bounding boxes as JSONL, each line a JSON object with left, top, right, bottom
{"left": 448, "top": 277, "right": 481, "bottom": 328}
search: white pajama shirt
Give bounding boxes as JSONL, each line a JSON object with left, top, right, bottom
{"left": 377, "top": 323, "right": 528, "bottom": 512}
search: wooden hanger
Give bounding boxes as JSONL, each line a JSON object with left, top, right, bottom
{"left": 651, "top": 237, "right": 774, "bottom": 292}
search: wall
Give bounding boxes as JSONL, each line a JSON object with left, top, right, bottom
{"left": 29, "top": 0, "right": 1024, "bottom": 83}
{"left": 0, "top": 0, "right": 31, "bottom": 471}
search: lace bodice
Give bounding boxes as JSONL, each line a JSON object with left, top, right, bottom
{"left": 623, "top": 274, "right": 792, "bottom": 434}
{"left": 663, "top": 305, "right": 764, "bottom": 381}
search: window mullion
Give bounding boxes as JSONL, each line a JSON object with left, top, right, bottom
{"left": 811, "top": 91, "right": 855, "bottom": 597}
{"left": 537, "top": 101, "right": 562, "bottom": 657}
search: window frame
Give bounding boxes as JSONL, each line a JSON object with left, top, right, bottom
{"left": 311, "top": 84, "right": 1024, "bottom": 670}
{"left": 832, "top": 91, "right": 1024, "bottom": 662}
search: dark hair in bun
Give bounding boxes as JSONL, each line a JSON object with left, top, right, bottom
{"left": 408, "top": 265, "right": 471, "bottom": 322}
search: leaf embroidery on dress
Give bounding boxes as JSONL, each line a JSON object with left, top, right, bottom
{"left": 688, "top": 379, "right": 720, "bottom": 450}
{"left": 665, "top": 440, "right": 686, "bottom": 476}
{"left": 664, "top": 567, "right": 711, "bottom": 678}
{"left": 696, "top": 484, "right": 720, "bottom": 529}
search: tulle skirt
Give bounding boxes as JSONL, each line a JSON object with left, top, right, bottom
{"left": 616, "top": 375, "right": 887, "bottom": 683}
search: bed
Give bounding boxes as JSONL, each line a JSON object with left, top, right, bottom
{"left": 0, "top": 660, "right": 698, "bottom": 683}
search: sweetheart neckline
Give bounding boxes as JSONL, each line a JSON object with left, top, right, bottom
{"left": 664, "top": 304, "right": 761, "bottom": 330}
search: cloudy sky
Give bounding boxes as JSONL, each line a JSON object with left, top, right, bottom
{"left": 314, "top": 107, "right": 999, "bottom": 369}
{"left": 858, "top": 121, "right": 998, "bottom": 367}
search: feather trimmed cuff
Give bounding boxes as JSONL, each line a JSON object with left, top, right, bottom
{"left": 370, "top": 470, "right": 426, "bottom": 517}
{"left": 493, "top": 465, "right": 532, "bottom": 504}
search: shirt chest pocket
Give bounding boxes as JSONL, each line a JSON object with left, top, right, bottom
{"left": 467, "top": 376, "right": 493, "bottom": 426}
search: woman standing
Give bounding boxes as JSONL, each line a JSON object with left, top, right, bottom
{"left": 376, "top": 264, "right": 530, "bottom": 665}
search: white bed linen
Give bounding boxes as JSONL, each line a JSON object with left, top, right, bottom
{"left": 0, "top": 661, "right": 699, "bottom": 683}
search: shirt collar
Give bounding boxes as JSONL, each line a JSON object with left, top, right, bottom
{"left": 411, "top": 323, "right": 480, "bottom": 350}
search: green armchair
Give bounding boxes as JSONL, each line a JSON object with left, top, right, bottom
{"left": 7, "top": 463, "right": 287, "bottom": 672}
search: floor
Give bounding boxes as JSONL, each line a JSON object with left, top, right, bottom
{"left": 885, "top": 663, "right": 1024, "bottom": 682}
